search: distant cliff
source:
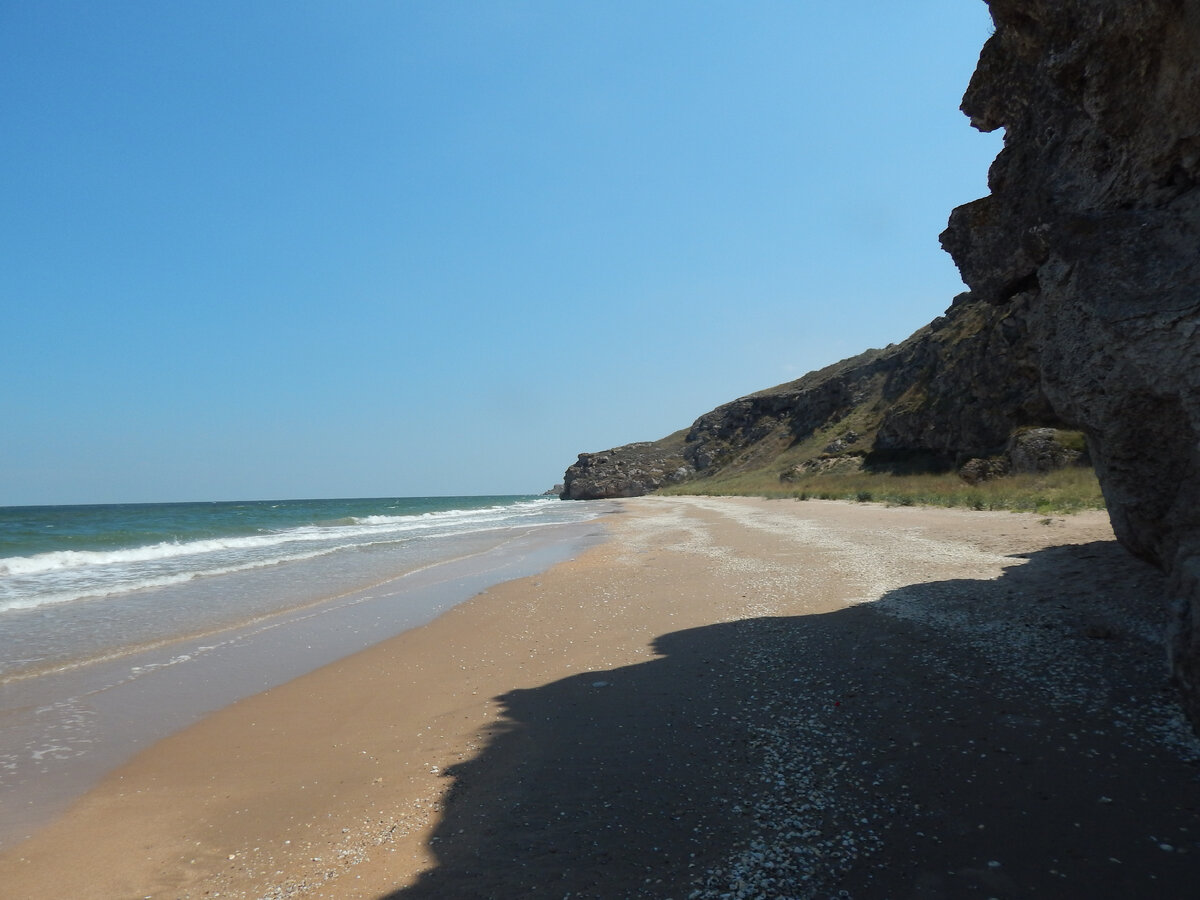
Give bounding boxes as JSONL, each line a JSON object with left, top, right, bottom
{"left": 563, "top": 1, "right": 1200, "bottom": 728}
{"left": 562, "top": 294, "right": 1068, "bottom": 501}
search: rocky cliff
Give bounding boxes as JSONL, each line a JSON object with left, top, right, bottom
{"left": 562, "top": 294, "right": 1067, "bottom": 501}
{"left": 941, "top": 0, "right": 1200, "bottom": 726}
{"left": 936, "top": 0, "right": 1200, "bottom": 724}
{"left": 560, "top": 435, "right": 691, "bottom": 501}
{"left": 562, "top": 0, "right": 1200, "bottom": 726}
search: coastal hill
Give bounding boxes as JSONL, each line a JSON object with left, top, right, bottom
{"left": 559, "top": 292, "right": 1077, "bottom": 502}
{"left": 562, "top": 0, "right": 1200, "bottom": 730}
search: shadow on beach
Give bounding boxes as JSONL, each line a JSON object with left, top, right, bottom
{"left": 384, "top": 540, "right": 1199, "bottom": 899}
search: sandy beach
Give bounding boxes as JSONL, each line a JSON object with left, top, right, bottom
{"left": 2, "top": 496, "right": 1198, "bottom": 898}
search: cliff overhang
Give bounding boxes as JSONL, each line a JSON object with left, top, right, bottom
{"left": 942, "top": 0, "right": 1200, "bottom": 727}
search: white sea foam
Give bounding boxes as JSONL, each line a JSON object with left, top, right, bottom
{"left": 0, "top": 497, "right": 582, "bottom": 615}
{"left": 0, "top": 545, "right": 341, "bottom": 613}
{"left": 2, "top": 500, "right": 559, "bottom": 576}
{"left": 1, "top": 535, "right": 309, "bottom": 577}
{"left": 353, "top": 499, "right": 550, "bottom": 527}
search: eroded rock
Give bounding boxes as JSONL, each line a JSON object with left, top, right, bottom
{"left": 560, "top": 442, "right": 689, "bottom": 501}
{"left": 959, "top": 457, "right": 1010, "bottom": 486}
{"left": 1006, "top": 428, "right": 1084, "bottom": 475}
{"left": 943, "top": 0, "right": 1200, "bottom": 726}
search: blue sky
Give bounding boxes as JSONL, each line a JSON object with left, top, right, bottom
{"left": 1, "top": 1, "right": 1001, "bottom": 505}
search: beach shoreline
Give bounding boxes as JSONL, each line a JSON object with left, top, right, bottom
{"left": 2, "top": 496, "right": 1198, "bottom": 898}
{"left": 0, "top": 512, "right": 612, "bottom": 850}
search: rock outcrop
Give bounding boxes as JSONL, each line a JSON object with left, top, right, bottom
{"left": 942, "top": 0, "right": 1200, "bottom": 725}
{"left": 680, "top": 298, "right": 1052, "bottom": 476}
{"left": 1006, "top": 427, "right": 1086, "bottom": 476}
{"left": 564, "top": 294, "right": 1068, "bottom": 501}
{"left": 560, "top": 438, "right": 691, "bottom": 501}
{"left": 958, "top": 427, "right": 1088, "bottom": 485}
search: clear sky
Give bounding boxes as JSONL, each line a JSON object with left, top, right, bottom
{"left": 1, "top": 1, "right": 1001, "bottom": 505}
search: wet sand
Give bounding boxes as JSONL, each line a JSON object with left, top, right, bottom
{"left": 0, "top": 518, "right": 610, "bottom": 850}
{"left": 1, "top": 497, "right": 1197, "bottom": 898}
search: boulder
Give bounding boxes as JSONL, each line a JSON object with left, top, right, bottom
{"left": 1006, "top": 428, "right": 1084, "bottom": 475}
{"left": 958, "top": 457, "right": 1010, "bottom": 486}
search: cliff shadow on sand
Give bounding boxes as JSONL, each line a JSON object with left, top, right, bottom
{"left": 560, "top": 0, "right": 1200, "bottom": 730}
{"left": 383, "top": 540, "right": 1199, "bottom": 899}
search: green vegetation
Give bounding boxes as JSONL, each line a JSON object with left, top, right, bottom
{"left": 658, "top": 464, "right": 1105, "bottom": 515}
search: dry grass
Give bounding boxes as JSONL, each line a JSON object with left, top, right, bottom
{"left": 659, "top": 465, "right": 1105, "bottom": 515}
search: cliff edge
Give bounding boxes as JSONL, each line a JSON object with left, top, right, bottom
{"left": 943, "top": 0, "right": 1200, "bottom": 726}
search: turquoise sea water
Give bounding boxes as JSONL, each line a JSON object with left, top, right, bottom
{"left": 0, "top": 494, "right": 611, "bottom": 846}
{"left": 0, "top": 494, "right": 609, "bottom": 684}
{"left": 0, "top": 495, "right": 580, "bottom": 615}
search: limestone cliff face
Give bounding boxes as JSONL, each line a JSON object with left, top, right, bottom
{"left": 942, "top": 0, "right": 1200, "bottom": 724}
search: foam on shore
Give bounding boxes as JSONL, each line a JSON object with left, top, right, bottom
{"left": 0, "top": 515, "right": 610, "bottom": 848}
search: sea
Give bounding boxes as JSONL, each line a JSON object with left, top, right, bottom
{"left": 0, "top": 494, "right": 612, "bottom": 847}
